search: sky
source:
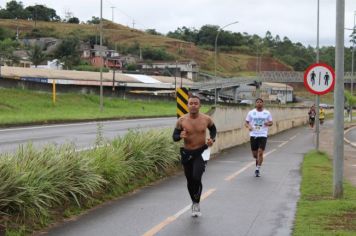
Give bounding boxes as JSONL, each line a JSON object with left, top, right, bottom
{"left": 2, "top": 0, "right": 356, "bottom": 47}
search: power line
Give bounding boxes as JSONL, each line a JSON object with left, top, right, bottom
{"left": 103, "top": 0, "right": 147, "bottom": 29}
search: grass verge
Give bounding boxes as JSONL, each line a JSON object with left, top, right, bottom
{"left": 0, "top": 88, "right": 210, "bottom": 126}
{"left": 293, "top": 151, "right": 356, "bottom": 235}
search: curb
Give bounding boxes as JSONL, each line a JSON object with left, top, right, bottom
{"left": 344, "top": 125, "right": 356, "bottom": 148}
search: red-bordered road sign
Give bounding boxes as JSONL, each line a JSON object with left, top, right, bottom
{"left": 304, "top": 63, "right": 335, "bottom": 95}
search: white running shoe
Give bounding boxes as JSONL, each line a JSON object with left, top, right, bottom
{"left": 191, "top": 203, "right": 202, "bottom": 217}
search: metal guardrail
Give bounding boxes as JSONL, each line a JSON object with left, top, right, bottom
{"left": 259, "top": 71, "right": 354, "bottom": 83}
{"left": 192, "top": 77, "right": 253, "bottom": 90}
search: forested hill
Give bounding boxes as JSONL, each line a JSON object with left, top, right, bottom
{"left": 1, "top": 0, "right": 355, "bottom": 76}
{"left": 1, "top": 20, "right": 355, "bottom": 76}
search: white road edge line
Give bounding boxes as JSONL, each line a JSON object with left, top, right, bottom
{"left": 0, "top": 117, "right": 174, "bottom": 132}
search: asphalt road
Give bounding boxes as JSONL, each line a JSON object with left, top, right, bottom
{"left": 40, "top": 125, "right": 314, "bottom": 236}
{"left": 0, "top": 117, "right": 176, "bottom": 154}
{"left": 345, "top": 126, "right": 356, "bottom": 144}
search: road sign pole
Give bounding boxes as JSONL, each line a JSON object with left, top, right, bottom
{"left": 304, "top": 63, "right": 335, "bottom": 152}
{"left": 315, "top": 95, "right": 320, "bottom": 150}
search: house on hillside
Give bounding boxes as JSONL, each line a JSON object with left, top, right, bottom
{"left": 80, "top": 44, "right": 124, "bottom": 70}
{"left": 231, "top": 82, "right": 294, "bottom": 103}
{"left": 12, "top": 50, "right": 32, "bottom": 67}
{"left": 137, "top": 60, "right": 199, "bottom": 80}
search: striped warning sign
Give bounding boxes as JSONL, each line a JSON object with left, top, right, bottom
{"left": 176, "top": 87, "right": 189, "bottom": 118}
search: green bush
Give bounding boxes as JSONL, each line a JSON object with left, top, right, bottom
{"left": 142, "top": 46, "right": 175, "bottom": 61}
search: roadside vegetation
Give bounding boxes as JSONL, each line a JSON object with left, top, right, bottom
{"left": 0, "top": 88, "right": 181, "bottom": 126}
{"left": 0, "top": 128, "right": 181, "bottom": 235}
{"left": 293, "top": 151, "right": 356, "bottom": 235}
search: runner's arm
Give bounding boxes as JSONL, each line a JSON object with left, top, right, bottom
{"left": 172, "top": 119, "right": 182, "bottom": 142}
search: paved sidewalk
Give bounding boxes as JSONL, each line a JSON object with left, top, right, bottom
{"left": 319, "top": 121, "right": 356, "bottom": 186}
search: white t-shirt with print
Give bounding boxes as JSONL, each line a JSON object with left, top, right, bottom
{"left": 245, "top": 108, "right": 273, "bottom": 137}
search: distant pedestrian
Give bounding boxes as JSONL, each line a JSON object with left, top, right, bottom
{"left": 319, "top": 107, "right": 325, "bottom": 125}
{"left": 308, "top": 105, "right": 316, "bottom": 128}
{"left": 245, "top": 98, "right": 273, "bottom": 177}
{"left": 172, "top": 95, "right": 217, "bottom": 217}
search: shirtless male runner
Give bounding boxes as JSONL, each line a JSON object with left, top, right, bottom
{"left": 172, "top": 95, "right": 217, "bottom": 217}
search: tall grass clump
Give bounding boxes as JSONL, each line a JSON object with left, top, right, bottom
{"left": 0, "top": 143, "right": 105, "bottom": 230}
{"left": 1, "top": 128, "right": 181, "bottom": 234}
{"left": 90, "top": 129, "right": 180, "bottom": 191}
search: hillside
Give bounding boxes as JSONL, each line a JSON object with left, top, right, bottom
{"left": 0, "top": 19, "right": 292, "bottom": 77}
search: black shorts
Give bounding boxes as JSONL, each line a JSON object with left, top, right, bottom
{"left": 250, "top": 137, "right": 267, "bottom": 151}
{"left": 309, "top": 117, "right": 315, "bottom": 124}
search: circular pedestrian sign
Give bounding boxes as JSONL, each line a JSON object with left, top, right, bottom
{"left": 304, "top": 63, "right": 335, "bottom": 95}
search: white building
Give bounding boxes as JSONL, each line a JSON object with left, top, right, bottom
{"left": 31, "top": 59, "right": 63, "bottom": 70}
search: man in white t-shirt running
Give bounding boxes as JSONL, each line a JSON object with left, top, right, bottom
{"left": 245, "top": 98, "right": 273, "bottom": 177}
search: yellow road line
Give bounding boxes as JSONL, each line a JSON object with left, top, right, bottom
{"left": 224, "top": 161, "right": 255, "bottom": 181}
{"left": 142, "top": 188, "right": 216, "bottom": 236}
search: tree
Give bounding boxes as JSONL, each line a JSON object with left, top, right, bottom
{"left": 167, "top": 26, "right": 198, "bottom": 43}
{"left": 54, "top": 36, "right": 80, "bottom": 69}
{"left": 87, "top": 16, "right": 100, "bottom": 24}
{"left": 0, "top": 38, "right": 20, "bottom": 67}
{"left": 25, "top": 4, "right": 60, "bottom": 21}
{"left": 0, "top": 38, "right": 19, "bottom": 63}
{"left": 0, "top": 0, "right": 30, "bottom": 19}
{"left": 145, "top": 29, "right": 162, "bottom": 35}
{"left": 28, "top": 44, "right": 46, "bottom": 67}
{"left": 0, "top": 27, "right": 14, "bottom": 40}
{"left": 67, "top": 17, "right": 79, "bottom": 24}
{"left": 197, "top": 25, "right": 219, "bottom": 46}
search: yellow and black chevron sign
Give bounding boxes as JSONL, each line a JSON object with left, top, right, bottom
{"left": 176, "top": 87, "right": 189, "bottom": 118}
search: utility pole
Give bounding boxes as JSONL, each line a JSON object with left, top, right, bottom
{"left": 175, "top": 60, "right": 177, "bottom": 92}
{"left": 315, "top": 0, "right": 320, "bottom": 151}
{"left": 15, "top": 17, "right": 19, "bottom": 40}
{"left": 99, "top": 0, "right": 104, "bottom": 112}
{"left": 132, "top": 20, "right": 136, "bottom": 29}
{"left": 334, "top": 0, "right": 345, "bottom": 199}
{"left": 111, "top": 6, "right": 115, "bottom": 22}
{"left": 112, "top": 69, "right": 116, "bottom": 92}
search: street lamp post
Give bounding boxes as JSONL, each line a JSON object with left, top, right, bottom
{"left": 214, "top": 21, "right": 238, "bottom": 105}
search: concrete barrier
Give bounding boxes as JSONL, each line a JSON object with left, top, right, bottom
{"left": 208, "top": 106, "right": 309, "bottom": 154}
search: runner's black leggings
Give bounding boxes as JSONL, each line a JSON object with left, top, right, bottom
{"left": 183, "top": 155, "right": 206, "bottom": 203}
